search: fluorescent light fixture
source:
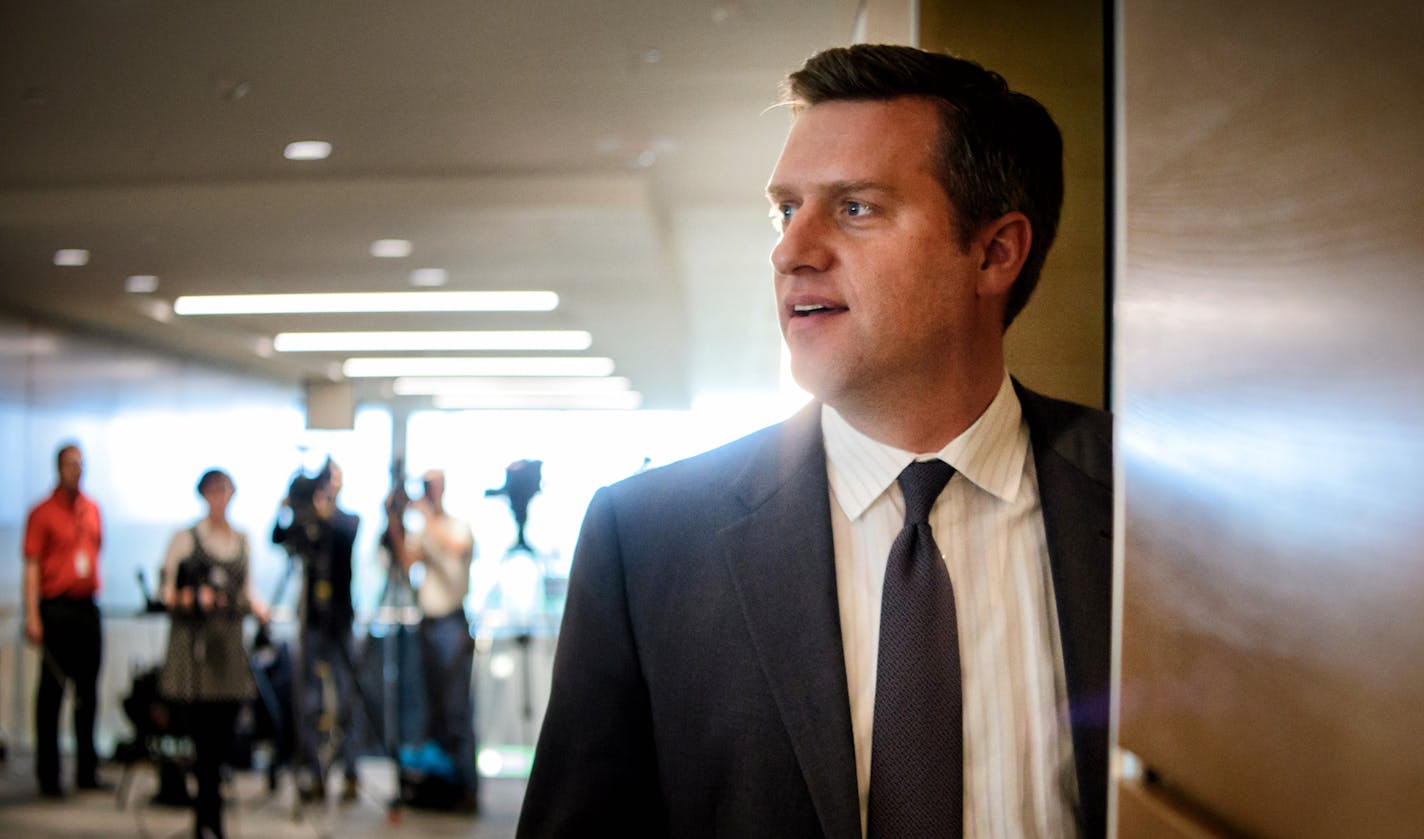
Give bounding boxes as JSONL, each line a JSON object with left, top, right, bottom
{"left": 284, "top": 140, "right": 332, "bottom": 161}
{"left": 432, "top": 392, "right": 643, "bottom": 410}
{"left": 409, "top": 267, "right": 448, "bottom": 287}
{"left": 370, "top": 238, "right": 412, "bottom": 258}
{"left": 342, "top": 356, "right": 615, "bottom": 378}
{"left": 125, "top": 274, "right": 159, "bottom": 293}
{"left": 173, "top": 290, "right": 558, "bottom": 315}
{"left": 274, "top": 330, "right": 593, "bottom": 353}
{"left": 54, "top": 249, "right": 89, "bottom": 266}
{"left": 393, "top": 376, "right": 632, "bottom": 396}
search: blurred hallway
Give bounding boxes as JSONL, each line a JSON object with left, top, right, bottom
{"left": 0, "top": 751, "right": 525, "bottom": 839}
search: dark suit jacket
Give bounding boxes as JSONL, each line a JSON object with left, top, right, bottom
{"left": 519, "top": 384, "right": 1112, "bottom": 838}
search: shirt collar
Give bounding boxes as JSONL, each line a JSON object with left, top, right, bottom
{"left": 49, "top": 488, "right": 88, "bottom": 508}
{"left": 821, "top": 372, "right": 1029, "bottom": 521}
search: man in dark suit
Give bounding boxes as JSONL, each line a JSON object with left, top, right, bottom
{"left": 519, "top": 44, "right": 1111, "bottom": 838}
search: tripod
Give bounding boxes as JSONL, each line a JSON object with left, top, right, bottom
{"left": 270, "top": 550, "right": 402, "bottom": 822}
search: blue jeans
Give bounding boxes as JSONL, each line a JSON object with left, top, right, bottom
{"left": 300, "top": 625, "right": 359, "bottom": 781}
{"left": 418, "top": 610, "right": 476, "bottom": 788}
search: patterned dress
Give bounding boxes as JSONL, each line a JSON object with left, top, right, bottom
{"left": 158, "top": 526, "right": 258, "bottom": 702}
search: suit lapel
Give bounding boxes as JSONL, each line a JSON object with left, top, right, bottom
{"left": 718, "top": 402, "right": 861, "bottom": 839}
{"left": 1018, "top": 382, "right": 1113, "bottom": 836}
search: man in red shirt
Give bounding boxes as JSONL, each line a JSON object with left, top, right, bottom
{"left": 23, "top": 442, "right": 105, "bottom": 797}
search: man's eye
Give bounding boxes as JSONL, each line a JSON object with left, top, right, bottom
{"left": 770, "top": 204, "right": 796, "bottom": 230}
{"left": 845, "top": 201, "right": 869, "bottom": 217}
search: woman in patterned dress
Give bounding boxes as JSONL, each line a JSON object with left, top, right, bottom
{"left": 158, "top": 469, "right": 269, "bottom": 839}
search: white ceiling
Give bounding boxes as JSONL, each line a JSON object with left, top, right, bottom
{"left": 0, "top": 0, "right": 863, "bottom": 408}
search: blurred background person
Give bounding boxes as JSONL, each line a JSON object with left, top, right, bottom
{"left": 158, "top": 468, "right": 270, "bottom": 839}
{"left": 271, "top": 459, "right": 361, "bottom": 802}
{"left": 23, "top": 442, "right": 106, "bottom": 798}
{"left": 402, "top": 469, "right": 478, "bottom": 810}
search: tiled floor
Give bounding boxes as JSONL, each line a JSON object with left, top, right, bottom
{"left": 0, "top": 752, "right": 526, "bottom": 839}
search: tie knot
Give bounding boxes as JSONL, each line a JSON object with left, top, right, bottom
{"left": 897, "top": 459, "right": 955, "bottom": 525}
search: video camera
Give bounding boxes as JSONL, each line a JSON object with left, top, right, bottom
{"left": 276, "top": 472, "right": 329, "bottom": 564}
{"left": 173, "top": 553, "right": 236, "bottom": 615}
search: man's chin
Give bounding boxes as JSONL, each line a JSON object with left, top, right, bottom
{"left": 786, "top": 361, "right": 843, "bottom": 407}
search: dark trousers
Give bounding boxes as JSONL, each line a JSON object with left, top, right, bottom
{"left": 35, "top": 597, "right": 102, "bottom": 791}
{"left": 299, "top": 625, "right": 359, "bottom": 781}
{"left": 418, "top": 610, "right": 476, "bottom": 789}
{"left": 188, "top": 701, "right": 238, "bottom": 839}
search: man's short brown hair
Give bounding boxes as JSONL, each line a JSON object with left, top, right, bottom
{"left": 781, "top": 44, "right": 1064, "bottom": 327}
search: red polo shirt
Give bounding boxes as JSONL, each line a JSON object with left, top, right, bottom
{"left": 23, "top": 489, "right": 103, "bottom": 600}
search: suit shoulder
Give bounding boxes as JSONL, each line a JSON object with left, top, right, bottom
{"left": 604, "top": 418, "right": 787, "bottom": 503}
{"left": 1015, "top": 383, "right": 1112, "bottom": 484}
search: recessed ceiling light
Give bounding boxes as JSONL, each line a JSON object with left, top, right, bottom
{"left": 409, "top": 268, "right": 448, "bottom": 287}
{"left": 274, "top": 330, "right": 593, "bottom": 353}
{"left": 370, "top": 239, "right": 412, "bottom": 258}
{"left": 284, "top": 140, "right": 332, "bottom": 161}
{"left": 342, "top": 356, "right": 615, "bottom": 378}
{"left": 393, "top": 376, "right": 632, "bottom": 396}
{"left": 125, "top": 275, "right": 159, "bottom": 293}
{"left": 173, "top": 290, "right": 558, "bottom": 315}
{"left": 53, "top": 249, "right": 89, "bottom": 266}
{"left": 432, "top": 392, "right": 643, "bottom": 411}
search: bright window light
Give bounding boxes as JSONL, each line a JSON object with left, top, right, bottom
{"left": 54, "top": 249, "right": 90, "bottom": 266}
{"left": 342, "top": 356, "right": 615, "bottom": 378}
{"left": 274, "top": 330, "right": 592, "bottom": 353}
{"left": 173, "top": 290, "right": 559, "bottom": 315}
{"left": 370, "top": 238, "right": 413, "bottom": 258}
{"left": 284, "top": 140, "right": 332, "bottom": 161}
{"left": 125, "top": 275, "right": 159, "bottom": 293}
{"left": 393, "top": 376, "right": 631, "bottom": 396}
{"left": 432, "top": 392, "right": 643, "bottom": 410}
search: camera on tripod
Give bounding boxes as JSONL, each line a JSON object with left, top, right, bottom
{"left": 277, "top": 473, "right": 328, "bottom": 562}
{"left": 273, "top": 467, "right": 344, "bottom": 626}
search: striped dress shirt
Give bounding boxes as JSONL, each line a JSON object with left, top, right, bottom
{"left": 823, "top": 373, "right": 1079, "bottom": 839}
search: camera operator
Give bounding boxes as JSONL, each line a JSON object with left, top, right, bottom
{"left": 271, "top": 459, "right": 361, "bottom": 802}
{"left": 159, "top": 469, "right": 269, "bottom": 839}
{"left": 400, "top": 469, "right": 478, "bottom": 809}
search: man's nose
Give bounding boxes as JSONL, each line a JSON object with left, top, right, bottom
{"left": 770, "top": 209, "right": 832, "bottom": 275}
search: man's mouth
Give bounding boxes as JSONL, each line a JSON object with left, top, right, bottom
{"left": 790, "top": 303, "right": 847, "bottom": 317}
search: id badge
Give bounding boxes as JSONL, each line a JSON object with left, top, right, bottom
{"left": 75, "top": 552, "right": 91, "bottom": 579}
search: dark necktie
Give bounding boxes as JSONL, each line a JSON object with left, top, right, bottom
{"left": 867, "top": 459, "right": 962, "bottom": 839}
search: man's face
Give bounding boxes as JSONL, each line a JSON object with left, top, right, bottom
{"left": 423, "top": 471, "right": 445, "bottom": 506}
{"left": 766, "top": 97, "right": 987, "bottom": 414}
{"left": 57, "top": 447, "right": 83, "bottom": 492}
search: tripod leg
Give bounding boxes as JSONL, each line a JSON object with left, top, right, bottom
{"left": 331, "top": 627, "right": 403, "bottom": 815}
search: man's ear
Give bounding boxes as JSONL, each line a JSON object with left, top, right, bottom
{"left": 975, "top": 211, "right": 1032, "bottom": 300}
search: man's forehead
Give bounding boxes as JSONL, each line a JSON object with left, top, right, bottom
{"left": 770, "top": 98, "right": 939, "bottom": 167}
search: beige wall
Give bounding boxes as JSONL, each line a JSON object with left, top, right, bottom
{"left": 1116, "top": 1, "right": 1424, "bottom": 835}
{"left": 920, "top": 0, "right": 1108, "bottom": 407}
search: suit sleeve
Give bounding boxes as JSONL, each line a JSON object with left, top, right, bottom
{"left": 517, "top": 486, "right": 667, "bottom": 837}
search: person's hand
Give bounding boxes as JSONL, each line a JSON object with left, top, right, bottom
{"left": 198, "top": 586, "right": 217, "bottom": 611}
{"left": 25, "top": 613, "right": 43, "bottom": 646}
{"left": 251, "top": 601, "right": 271, "bottom": 625}
{"left": 179, "top": 587, "right": 196, "bottom": 609}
